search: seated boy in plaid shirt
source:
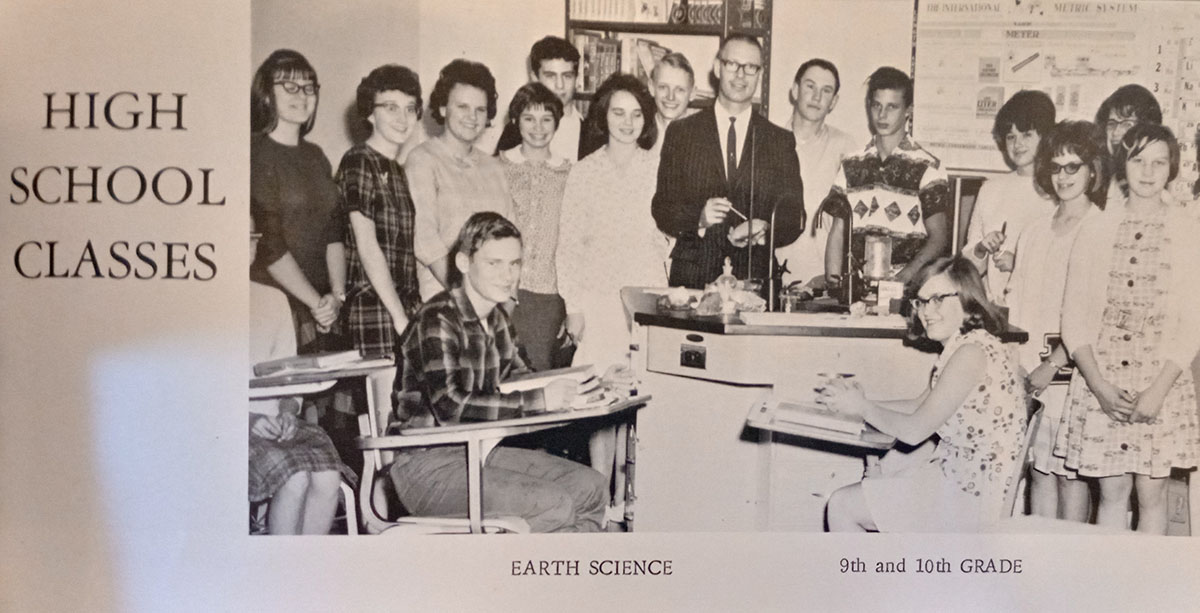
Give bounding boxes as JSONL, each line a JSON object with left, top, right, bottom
{"left": 389, "top": 212, "right": 608, "bottom": 532}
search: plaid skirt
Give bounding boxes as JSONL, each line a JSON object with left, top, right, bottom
{"left": 249, "top": 420, "right": 355, "bottom": 502}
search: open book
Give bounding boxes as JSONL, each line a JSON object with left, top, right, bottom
{"left": 499, "top": 365, "right": 597, "bottom": 393}
{"left": 499, "top": 365, "right": 616, "bottom": 409}
{"left": 771, "top": 399, "right": 864, "bottom": 435}
{"left": 251, "top": 349, "right": 362, "bottom": 377}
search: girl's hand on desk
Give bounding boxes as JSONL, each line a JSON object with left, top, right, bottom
{"left": 817, "top": 379, "right": 866, "bottom": 418}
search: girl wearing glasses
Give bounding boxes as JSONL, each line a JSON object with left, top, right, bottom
{"left": 336, "top": 65, "right": 424, "bottom": 359}
{"left": 1004, "top": 120, "right": 1106, "bottom": 522}
{"left": 250, "top": 49, "right": 345, "bottom": 348}
{"left": 823, "top": 257, "right": 1026, "bottom": 532}
{"left": 1055, "top": 123, "right": 1200, "bottom": 533}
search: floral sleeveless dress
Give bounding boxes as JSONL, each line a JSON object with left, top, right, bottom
{"left": 863, "top": 329, "right": 1027, "bottom": 532}
{"left": 1055, "top": 213, "right": 1200, "bottom": 477}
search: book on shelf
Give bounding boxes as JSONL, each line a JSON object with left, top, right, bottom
{"left": 252, "top": 349, "right": 362, "bottom": 377}
{"left": 633, "top": 0, "right": 671, "bottom": 23}
{"left": 772, "top": 399, "right": 864, "bottom": 436}
{"left": 573, "top": 29, "right": 673, "bottom": 94}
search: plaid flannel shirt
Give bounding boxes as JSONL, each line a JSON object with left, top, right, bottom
{"left": 393, "top": 286, "right": 544, "bottom": 428}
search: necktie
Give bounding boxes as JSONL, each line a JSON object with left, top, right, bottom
{"left": 726, "top": 116, "right": 737, "bottom": 182}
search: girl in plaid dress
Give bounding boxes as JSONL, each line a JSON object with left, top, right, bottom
{"left": 1056, "top": 124, "right": 1200, "bottom": 533}
{"left": 338, "top": 65, "right": 424, "bottom": 358}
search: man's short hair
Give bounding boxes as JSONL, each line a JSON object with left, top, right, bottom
{"left": 447, "top": 212, "right": 522, "bottom": 287}
{"left": 719, "top": 33, "right": 763, "bottom": 57}
{"left": 991, "top": 90, "right": 1056, "bottom": 167}
{"left": 651, "top": 52, "right": 694, "bottom": 83}
{"left": 1094, "top": 84, "right": 1162, "bottom": 125}
{"left": 793, "top": 58, "right": 840, "bottom": 94}
{"left": 530, "top": 36, "right": 580, "bottom": 73}
{"left": 866, "top": 66, "right": 913, "bottom": 108}
{"left": 355, "top": 64, "right": 422, "bottom": 122}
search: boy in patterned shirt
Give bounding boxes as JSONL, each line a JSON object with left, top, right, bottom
{"left": 819, "top": 67, "right": 951, "bottom": 286}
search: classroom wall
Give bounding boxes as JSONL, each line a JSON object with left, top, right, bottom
{"left": 250, "top": 0, "right": 918, "bottom": 158}
{"left": 767, "top": 0, "right": 916, "bottom": 145}
{"left": 416, "top": 0, "right": 563, "bottom": 155}
{"left": 251, "top": 0, "right": 421, "bottom": 163}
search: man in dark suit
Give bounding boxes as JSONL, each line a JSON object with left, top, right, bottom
{"left": 652, "top": 34, "right": 804, "bottom": 289}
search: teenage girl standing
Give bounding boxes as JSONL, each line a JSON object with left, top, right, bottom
{"left": 1057, "top": 123, "right": 1200, "bottom": 533}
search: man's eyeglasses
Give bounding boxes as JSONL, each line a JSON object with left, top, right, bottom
{"left": 909, "top": 292, "right": 959, "bottom": 313}
{"left": 374, "top": 102, "right": 419, "bottom": 116}
{"left": 1049, "top": 162, "right": 1085, "bottom": 176}
{"left": 275, "top": 80, "right": 319, "bottom": 96}
{"left": 718, "top": 58, "right": 762, "bottom": 76}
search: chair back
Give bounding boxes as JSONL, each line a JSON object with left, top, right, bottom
{"left": 357, "top": 366, "right": 400, "bottom": 533}
{"left": 1004, "top": 403, "right": 1043, "bottom": 518}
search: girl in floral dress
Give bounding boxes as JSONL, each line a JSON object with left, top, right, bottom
{"left": 1056, "top": 123, "right": 1200, "bottom": 533}
{"left": 823, "top": 257, "right": 1027, "bottom": 532}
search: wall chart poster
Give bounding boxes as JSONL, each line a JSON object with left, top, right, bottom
{"left": 915, "top": 0, "right": 1200, "bottom": 193}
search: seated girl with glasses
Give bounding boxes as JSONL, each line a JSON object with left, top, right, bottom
{"left": 822, "top": 257, "right": 1027, "bottom": 532}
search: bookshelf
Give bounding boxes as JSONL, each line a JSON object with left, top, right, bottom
{"left": 565, "top": 0, "right": 773, "bottom": 116}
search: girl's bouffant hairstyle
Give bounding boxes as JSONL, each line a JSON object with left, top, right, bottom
{"left": 580, "top": 73, "right": 658, "bottom": 158}
{"left": 992, "top": 90, "right": 1056, "bottom": 169}
{"left": 1114, "top": 122, "right": 1180, "bottom": 198}
{"left": 494, "top": 82, "right": 564, "bottom": 154}
{"left": 905, "top": 256, "right": 1006, "bottom": 344}
{"left": 1034, "top": 120, "right": 1108, "bottom": 207}
{"left": 428, "top": 59, "right": 498, "bottom": 127}
{"left": 251, "top": 49, "right": 319, "bottom": 136}
{"left": 355, "top": 64, "right": 422, "bottom": 123}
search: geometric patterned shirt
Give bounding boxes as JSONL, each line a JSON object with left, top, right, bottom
{"left": 823, "top": 135, "right": 950, "bottom": 267}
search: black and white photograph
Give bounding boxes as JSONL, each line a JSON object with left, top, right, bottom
{"left": 6, "top": 0, "right": 1200, "bottom": 610}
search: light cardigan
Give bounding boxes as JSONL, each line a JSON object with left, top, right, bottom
{"left": 1061, "top": 205, "right": 1200, "bottom": 370}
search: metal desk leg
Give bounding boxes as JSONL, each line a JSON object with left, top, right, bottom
{"left": 466, "top": 437, "right": 503, "bottom": 533}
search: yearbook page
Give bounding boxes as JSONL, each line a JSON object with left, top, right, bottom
{"left": 2, "top": 1, "right": 1198, "bottom": 611}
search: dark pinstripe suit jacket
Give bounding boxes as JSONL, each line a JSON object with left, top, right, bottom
{"left": 651, "top": 107, "right": 804, "bottom": 288}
